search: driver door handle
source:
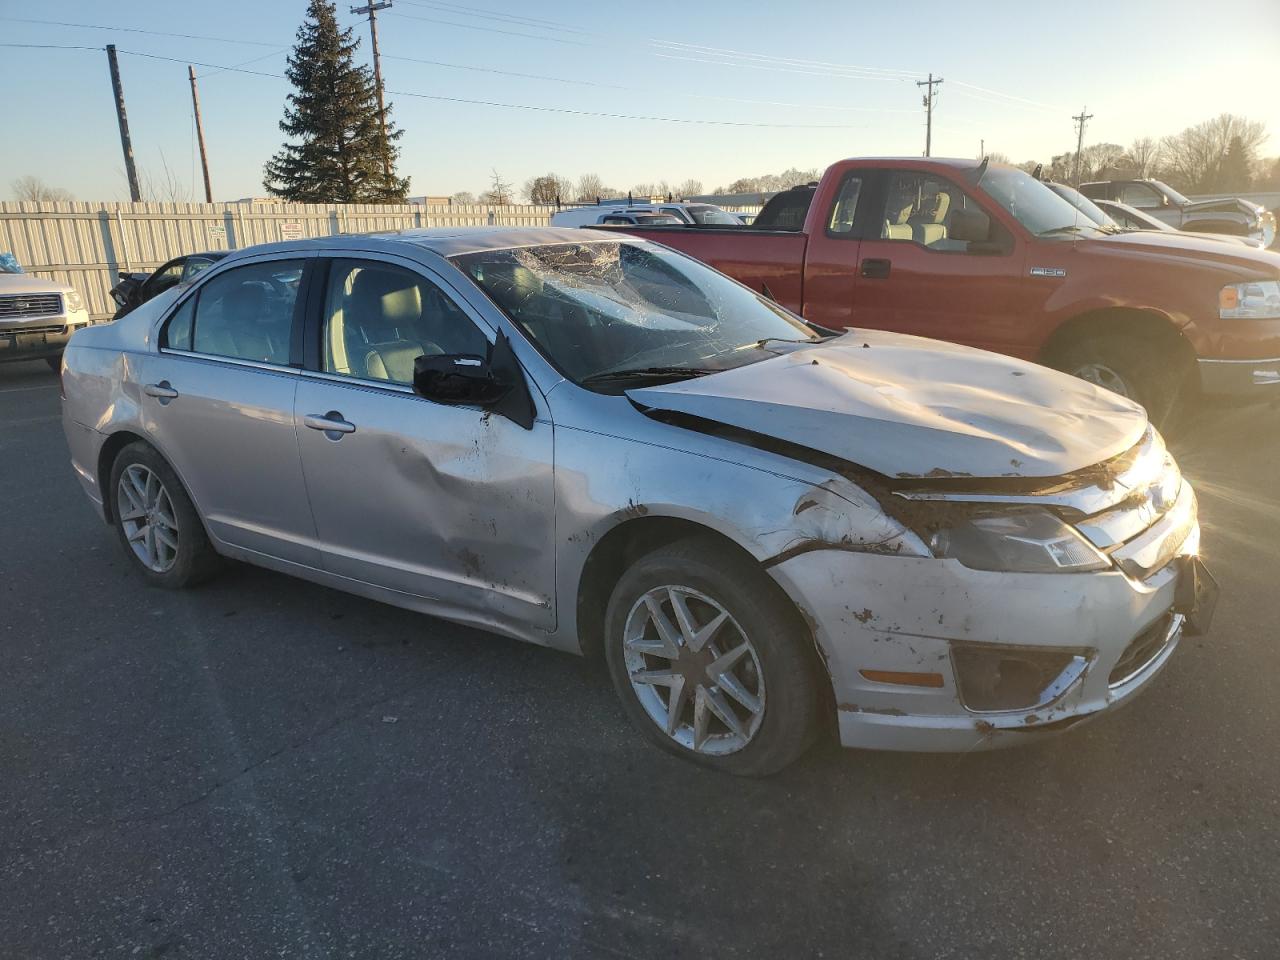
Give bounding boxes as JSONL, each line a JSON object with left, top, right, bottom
{"left": 860, "top": 258, "right": 892, "bottom": 279}
{"left": 303, "top": 412, "right": 356, "bottom": 435}
{"left": 143, "top": 381, "right": 179, "bottom": 400}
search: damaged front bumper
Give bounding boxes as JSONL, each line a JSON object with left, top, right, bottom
{"left": 769, "top": 490, "right": 1203, "bottom": 753}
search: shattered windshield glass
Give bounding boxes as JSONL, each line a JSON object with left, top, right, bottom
{"left": 454, "top": 240, "right": 817, "bottom": 386}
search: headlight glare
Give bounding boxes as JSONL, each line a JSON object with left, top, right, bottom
{"left": 929, "top": 508, "right": 1109, "bottom": 573}
{"left": 1219, "top": 280, "right": 1280, "bottom": 319}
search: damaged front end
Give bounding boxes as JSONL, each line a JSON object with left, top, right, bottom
{"left": 752, "top": 426, "right": 1211, "bottom": 752}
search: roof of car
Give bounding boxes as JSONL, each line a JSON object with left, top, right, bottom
{"left": 373, "top": 226, "right": 628, "bottom": 257}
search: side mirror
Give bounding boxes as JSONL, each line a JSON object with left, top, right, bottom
{"left": 411, "top": 331, "right": 536, "bottom": 429}
{"left": 1160, "top": 194, "right": 1172, "bottom": 207}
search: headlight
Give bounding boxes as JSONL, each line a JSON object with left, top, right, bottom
{"left": 65, "top": 289, "right": 85, "bottom": 313}
{"left": 1220, "top": 280, "right": 1280, "bottom": 319}
{"left": 928, "top": 507, "right": 1110, "bottom": 573}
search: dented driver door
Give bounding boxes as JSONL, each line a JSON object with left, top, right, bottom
{"left": 293, "top": 255, "right": 556, "bottom": 633}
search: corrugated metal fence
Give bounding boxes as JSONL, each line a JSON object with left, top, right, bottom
{"left": 0, "top": 201, "right": 557, "bottom": 321}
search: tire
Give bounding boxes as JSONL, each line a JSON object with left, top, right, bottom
{"left": 45, "top": 355, "right": 61, "bottom": 372}
{"left": 109, "top": 441, "right": 221, "bottom": 588}
{"left": 1052, "top": 335, "right": 1188, "bottom": 430}
{"left": 603, "top": 537, "right": 822, "bottom": 776}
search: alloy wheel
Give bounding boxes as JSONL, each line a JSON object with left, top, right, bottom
{"left": 116, "top": 464, "right": 180, "bottom": 574}
{"left": 622, "top": 585, "right": 766, "bottom": 756}
{"left": 1072, "top": 362, "right": 1132, "bottom": 398}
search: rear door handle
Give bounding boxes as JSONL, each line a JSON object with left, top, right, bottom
{"left": 143, "top": 381, "right": 179, "bottom": 402}
{"left": 303, "top": 411, "right": 357, "bottom": 436}
{"left": 860, "top": 258, "right": 892, "bottom": 279}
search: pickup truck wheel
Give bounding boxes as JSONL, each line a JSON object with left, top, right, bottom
{"left": 45, "top": 356, "right": 61, "bottom": 372}
{"left": 1053, "top": 336, "right": 1184, "bottom": 429}
{"left": 109, "top": 441, "right": 221, "bottom": 588}
{"left": 604, "top": 537, "right": 822, "bottom": 776}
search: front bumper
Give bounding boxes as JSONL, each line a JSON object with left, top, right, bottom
{"left": 770, "top": 521, "right": 1200, "bottom": 753}
{"left": 1198, "top": 357, "right": 1280, "bottom": 396}
{"left": 0, "top": 315, "right": 91, "bottom": 363}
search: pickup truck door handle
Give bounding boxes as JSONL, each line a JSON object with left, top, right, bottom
{"left": 860, "top": 258, "right": 892, "bottom": 280}
{"left": 303, "top": 411, "right": 357, "bottom": 436}
{"left": 142, "top": 381, "right": 179, "bottom": 402}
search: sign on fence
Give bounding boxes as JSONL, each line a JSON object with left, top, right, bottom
{"left": 279, "top": 222, "right": 304, "bottom": 242}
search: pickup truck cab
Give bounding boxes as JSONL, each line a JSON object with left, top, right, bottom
{"left": 624, "top": 158, "right": 1280, "bottom": 421}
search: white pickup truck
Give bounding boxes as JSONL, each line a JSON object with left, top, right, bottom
{"left": 0, "top": 253, "right": 92, "bottom": 370}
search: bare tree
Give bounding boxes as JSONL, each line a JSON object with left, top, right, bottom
{"left": 522, "top": 173, "right": 573, "bottom": 204}
{"left": 1161, "top": 114, "right": 1267, "bottom": 193}
{"left": 630, "top": 183, "right": 659, "bottom": 199}
{"left": 11, "top": 176, "right": 73, "bottom": 203}
{"left": 1126, "top": 137, "right": 1161, "bottom": 177}
{"left": 450, "top": 190, "right": 477, "bottom": 204}
{"left": 576, "top": 173, "right": 605, "bottom": 201}
{"left": 480, "top": 169, "right": 513, "bottom": 205}
{"left": 674, "top": 178, "right": 703, "bottom": 199}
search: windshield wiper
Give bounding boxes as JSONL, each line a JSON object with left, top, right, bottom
{"left": 581, "top": 366, "right": 717, "bottom": 386}
{"left": 1037, "top": 224, "right": 1094, "bottom": 237}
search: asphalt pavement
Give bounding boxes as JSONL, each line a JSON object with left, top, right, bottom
{"left": 1, "top": 357, "right": 1277, "bottom": 959}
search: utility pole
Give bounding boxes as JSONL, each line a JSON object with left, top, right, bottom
{"left": 188, "top": 66, "right": 213, "bottom": 203}
{"left": 351, "top": 1, "right": 393, "bottom": 186}
{"left": 979, "top": 138, "right": 985, "bottom": 159}
{"left": 106, "top": 44, "right": 141, "bottom": 202}
{"left": 916, "top": 73, "right": 943, "bottom": 157}
{"left": 1072, "top": 106, "right": 1093, "bottom": 186}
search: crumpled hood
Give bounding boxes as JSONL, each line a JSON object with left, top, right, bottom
{"left": 628, "top": 330, "right": 1148, "bottom": 480}
{"left": 1184, "top": 196, "right": 1263, "bottom": 217}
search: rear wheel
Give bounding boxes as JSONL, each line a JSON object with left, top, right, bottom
{"left": 1053, "top": 335, "right": 1188, "bottom": 429}
{"left": 603, "top": 537, "right": 822, "bottom": 776}
{"left": 45, "top": 355, "right": 61, "bottom": 372}
{"left": 109, "top": 442, "right": 220, "bottom": 588}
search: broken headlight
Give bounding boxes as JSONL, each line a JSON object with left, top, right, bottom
{"left": 928, "top": 508, "right": 1109, "bottom": 573}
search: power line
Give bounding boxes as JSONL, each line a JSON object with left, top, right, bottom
{"left": 0, "top": 42, "right": 102, "bottom": 51}
{"left": 396, "top": 0, "right": 598, "bottom": 37}
{"left": 386, "top": 10, "right": 589, "bottom": 45}
{"left": 0, "top": 16, "right": 280, "bottom": 47}
{"left": 101, "top": 49, "right": 865, "bottom": 129}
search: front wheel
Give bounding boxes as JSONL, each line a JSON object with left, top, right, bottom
{"left": 603, "top": 537, "right": 822, "bottom": 776}
{"left": 109, "top": 441, "right": 221, "bottom": 588}
{"left": 45, "top": 355, "right": 61, "bottom": 372}
{"left": 1052, "top": 335, "right": 1187, "bottom": 429}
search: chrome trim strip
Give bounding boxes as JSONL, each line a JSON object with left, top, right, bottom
{"left": 297, "top": 368, "right": 416, "bottom": 395}
{"left": 158, "top": 348, "right": 299, "bottom": 375}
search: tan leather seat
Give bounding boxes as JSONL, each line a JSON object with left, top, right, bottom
{"left": 344, "top": 268, "right": 433, "bottom": 383}
{"left": 883, "top": 221, "right": 913, "bottom": 240}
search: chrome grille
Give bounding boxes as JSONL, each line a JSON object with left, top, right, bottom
{"left": 0, "top": 293, "right": 63, "bottom": 319}
{"left": 1, "top": 324, "right": 65, "bottom": 336}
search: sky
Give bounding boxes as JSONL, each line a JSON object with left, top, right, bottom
{"left": 1, "top": 0, "right": 1277, "bottom": 202}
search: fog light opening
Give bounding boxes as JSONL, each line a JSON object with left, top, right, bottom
{"left": 952, "top": 645, "right": 1088, "bottom": 713}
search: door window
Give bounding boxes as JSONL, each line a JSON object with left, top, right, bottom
{"left": 170, "top": 259, "right": 303, "bottom": 364}
{"left": 877, "top": 172, "right": 988, "bottom": 251}
{"left": 145, "top": 260, "right": 185, "bottom": 297}
{"left": 826, "top": 176, "right": 864, "bottom": 235}
{"left": 1117, "top": 183, "right": 1162, "bottom": 210}
{"left": 322, "top": 259, "right": 489, "bottom": 385}
{"left": 182, "top": 257, "right": 216, "bottom": 281}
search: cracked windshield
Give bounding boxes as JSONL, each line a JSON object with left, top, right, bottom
{"left": 456, "top": 241, "right": 817, "bottom": 386}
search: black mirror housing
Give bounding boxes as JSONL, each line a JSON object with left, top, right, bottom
{"left": 411, "top": 331, "right": 536, "bottom": 430}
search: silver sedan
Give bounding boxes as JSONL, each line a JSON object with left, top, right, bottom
{"left": 60, "top": 228, "right": 1212, "bottom": 774}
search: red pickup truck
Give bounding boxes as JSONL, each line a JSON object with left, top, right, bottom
{"left": 624, "top": 158, "right": 1280, "bottom": 422}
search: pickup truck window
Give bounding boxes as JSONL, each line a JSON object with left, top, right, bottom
{"left": 455, "top": 240, "right": 816, "bottom": 385}
{"left": 878, "top": 172, "right": 977, "bottom": 250}
{"left": 1117, "top": 182, "right": 1163, "bottom": 209}
{"left": 826, "top": 177, "right": 864, "bottom": 235}
{"left": 753, "top": 188, "right": 813, "bottom": 231}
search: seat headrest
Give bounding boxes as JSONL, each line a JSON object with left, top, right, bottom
{"left": 349, "top": 268, "right": 422, "bottom": 327}
{"left": 480, "top": 263, "right": 543, "bottom": 308}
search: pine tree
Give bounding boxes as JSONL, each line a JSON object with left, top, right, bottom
{"left": 1217, "top": 136, "right": 1253, "bottom": 193}
{"left": 264, "top": 0, "right": 409, "bottom": 203}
